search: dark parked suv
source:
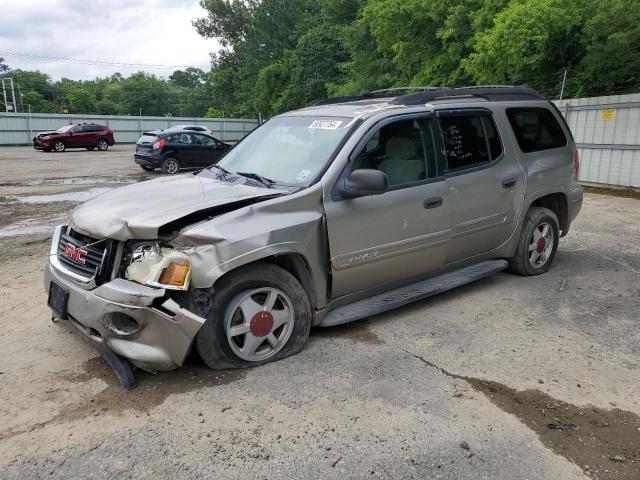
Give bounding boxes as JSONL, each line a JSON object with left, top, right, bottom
{"left": 33, "top": 123, "right": 115, "bottom": 152}
{"left": 134, "top": 129, "right": 231, "bottom": 174}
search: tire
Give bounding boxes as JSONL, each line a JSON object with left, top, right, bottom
{"left": 196, "top": 263, "right": 312, "bottom": 370}
{"left": 161, "top": 157, "right": 180, "bottom": 174}
{"left": 86, "top": 146, "right": 95, "bottom": 151}
{"left": 508, "top": 206, "right": 559, "bottom": 276}
{"left": 53, "top": 140, "right": 65, "bottom": 152}
{"left": 140, "top": 165, "right": 154, "bottom": 171}
{"left": 96, "top": 139, "right": 109, "bottom": 151}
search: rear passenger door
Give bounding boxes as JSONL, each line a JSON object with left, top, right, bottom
{"left": 436, "top": 109, "right": 525, "bottom": 263}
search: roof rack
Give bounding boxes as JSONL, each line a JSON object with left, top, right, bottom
{"left": 313, "top": 85, "right": 545, "bottom": 107}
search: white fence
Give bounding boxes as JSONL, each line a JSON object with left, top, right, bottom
{"left": 0, "top": 112, "right": 259, "bottom": 145}
{"left": 554, "top": 93, "right": 640, "bottom": 188}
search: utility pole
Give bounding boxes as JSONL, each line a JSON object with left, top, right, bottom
{"left": 559, "top": 69, "right": 567, "bottom": 102}
{"left": 27, "top": 104, "right": 32, "bottom": 144}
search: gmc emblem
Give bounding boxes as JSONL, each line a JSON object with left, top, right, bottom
{"left": 64, "top": 244, "right": 88, "bottom": 265}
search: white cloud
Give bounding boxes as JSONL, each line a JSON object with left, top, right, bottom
{"left": 0, "top": 0, "right": 221, "bottom": 80}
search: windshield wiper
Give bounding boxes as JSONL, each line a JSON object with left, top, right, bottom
{"left": 236, "top": 171, "right": 275, "bottom": 188}
{"left": 210, "top": 164, "right": 231, "bottom": 179}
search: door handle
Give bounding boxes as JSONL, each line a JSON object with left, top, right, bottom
{"left": 502, "top": 177, "right": 517, "bottom": 189}
{"left": 423, "top": 196, "right": 443, "bottom": 209}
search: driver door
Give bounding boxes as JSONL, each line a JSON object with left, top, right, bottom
{"left": 324, "top": 115, "right": 452, "bottom": 298}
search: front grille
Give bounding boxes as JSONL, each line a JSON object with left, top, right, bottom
{"left": 57, "top": 228, "right": 114, "bottom": 281}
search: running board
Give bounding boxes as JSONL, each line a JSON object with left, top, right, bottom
{"left": 319, "top": 259, "right": 509, "bottom": 327}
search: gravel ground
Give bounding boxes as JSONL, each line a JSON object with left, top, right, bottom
{"left": 0, "top": 146, "right": 638, "bottom": 479}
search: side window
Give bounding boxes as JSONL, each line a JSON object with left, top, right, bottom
{"left": 352, "top": 118, "right": 437, "bottom": 188}
{"left": 438, "top": 114, "right": 499, "bottom": 172}
{"left": 179, "top": 133, "right": 192, "bottom": 144}
{"left": 193, "top": 134, "right": 216, "bottom": 146}
{"left": 506, "top": 107, "right": 567, "bottom": 153}
{"left": 72, "top": 125, "right": 84, "bottom": 133}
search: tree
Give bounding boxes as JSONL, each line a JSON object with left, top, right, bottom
{"left": 65, "top": 84, "right": 97, "bottom": 113}
{"left": 0, "top": 57, "right": 8, "bottom": 73}
{"left": 572, "top": 0, "right": 640, "bottom": 97}
{"left": 170, "top": 67, "right": 206, "bottom": 88}
{"left": 21, "top": 91, "right": 55, "bottom": 113}
{"left": 461, "top": 0, "right": 583, "bottom": 97}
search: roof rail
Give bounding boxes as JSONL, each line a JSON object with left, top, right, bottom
{"left": 391, "top": 86, "right": 545, "bottom": 105}
{"left": 368, "top": 86, "right": 447, "bottom": 94}
{"left": 313, "top": 85, "right": 545, "bottom": 107}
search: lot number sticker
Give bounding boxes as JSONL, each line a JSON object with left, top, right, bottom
{"left": 309, "top": 120, "right": 343, "bottom": 129}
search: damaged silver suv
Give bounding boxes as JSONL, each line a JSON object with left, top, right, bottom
{"left": 45, "top": 86, "right": 583, "bottom": 388}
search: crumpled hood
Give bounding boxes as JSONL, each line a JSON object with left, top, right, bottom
{"left": 69, "top": 174, "right": 283, "bottom": 241}
{"left": 36, "top": 131, "right": 59, "bottom": 137}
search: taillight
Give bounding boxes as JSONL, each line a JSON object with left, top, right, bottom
{"left": 152, "top": 138, "right": 166, "bottom": 149}
{"left": 574, "top": 149, "right": 580, "bottom": 181}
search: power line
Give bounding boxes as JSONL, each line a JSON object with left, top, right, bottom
{"left": 0, "top": 51, "right": 202, "bottom": 70}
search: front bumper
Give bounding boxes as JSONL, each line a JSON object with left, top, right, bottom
{"left": 45, "top": 258, "right": 206, "bottom": 374}
{"left": 33, "top": 139, "right": 51, "bottom": 150}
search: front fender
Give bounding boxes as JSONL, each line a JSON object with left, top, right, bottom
{"left": 175, "top": 186, "right": 329, "bottom": 309}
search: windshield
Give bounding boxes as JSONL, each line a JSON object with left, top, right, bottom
{"left": 56, "top": 125, "right": 74, "bottom": 133}
{"left": 216, "top": 116, "right": 352, "bottom": 185}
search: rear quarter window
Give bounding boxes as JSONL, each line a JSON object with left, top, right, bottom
{"left": 506, "top": 107, "right": 567, "bottom": 153}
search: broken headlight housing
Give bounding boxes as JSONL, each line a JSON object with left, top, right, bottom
{"left": 125, "top": 243, "right": 192, "bottom": 290}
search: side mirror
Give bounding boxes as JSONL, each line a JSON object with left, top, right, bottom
{"left": 339, "top": 169, "right": 388, "bottom": 198}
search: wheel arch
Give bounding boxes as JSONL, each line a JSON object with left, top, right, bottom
{"left": 211, "top": 252, "right": 318, "bottom": 313}
{"left": 529, "top": 192, "right": 568, "bottom": 236}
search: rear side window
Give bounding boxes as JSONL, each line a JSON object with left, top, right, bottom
{"left": 506, "top": 107, "right": 567, "bottom": 153}
{"left": 168, "top": 133, "right": 193, "bottom": 144}
{"left": 438, "top": 113, "right": 502, "bottom": 172}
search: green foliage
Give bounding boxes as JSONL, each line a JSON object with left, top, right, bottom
{"left": 1, "top": 0, "right": 638, "bottom": 116}
{"left": 462, "top": 0, "right": 583, "bottom": 97}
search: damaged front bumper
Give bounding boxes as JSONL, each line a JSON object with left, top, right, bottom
{"left": 45, "top": 257, "right": 206, "bottom": 386}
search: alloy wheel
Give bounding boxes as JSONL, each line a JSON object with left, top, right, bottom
{"left": 528, "top": 221, "right": 554, "bottom": 268}
{"left": 225, "top": 287, "right": 295, "bottom": 362}
{"left": 165, "top": 159, "right": 179, "bottom": 174}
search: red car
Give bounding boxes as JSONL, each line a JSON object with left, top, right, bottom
{"left": 33, "top": 123, "right": 115, "bottom": 152}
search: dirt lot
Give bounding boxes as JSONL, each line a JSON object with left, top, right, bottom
{"left": 0, "top": 145, "right": 639, "bottom": 479}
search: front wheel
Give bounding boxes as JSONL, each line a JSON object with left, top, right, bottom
{"left": 161, "top": 157, "right": 180, "bottom": 174}
{"left": 96, "top": 139, "right": 109, "bottom": 151}
{"left": 53, "top": 140, "right": 65, "bottom": 152}
{"left": 508, "top": 206, "right": 559, "bottom": 276}
{"left": 196, "top": 263, "right": 312, "bottom": 369}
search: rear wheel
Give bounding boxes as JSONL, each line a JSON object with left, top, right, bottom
{"left": 196, "top": 263, "right": 312, "bottom": 370}
{"left": 508, "top": 206, "right": 559, "bottom": 276}
{"left": 161, "top": 157, "right": 180, "bottom": 174}
{"left": 53, "top": 140, "right": 65, "bottom": 152}
{"left": 96, "top": 139, "right": 109, "bottom": 151}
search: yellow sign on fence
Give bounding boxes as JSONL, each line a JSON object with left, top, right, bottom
{"left": 601, "top": 109, "right": 615, "bottom": 121}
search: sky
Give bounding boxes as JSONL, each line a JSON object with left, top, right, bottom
{"left": 0, "top": 0, "right": 221, "bottom": 80}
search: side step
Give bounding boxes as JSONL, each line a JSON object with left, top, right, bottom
{"left": 319, "top": 259, "right": 509, "bottom": 327}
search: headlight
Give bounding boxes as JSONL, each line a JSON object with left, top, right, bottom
{"left": 125, "top": 243, "right": 192, "bottom": 290}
